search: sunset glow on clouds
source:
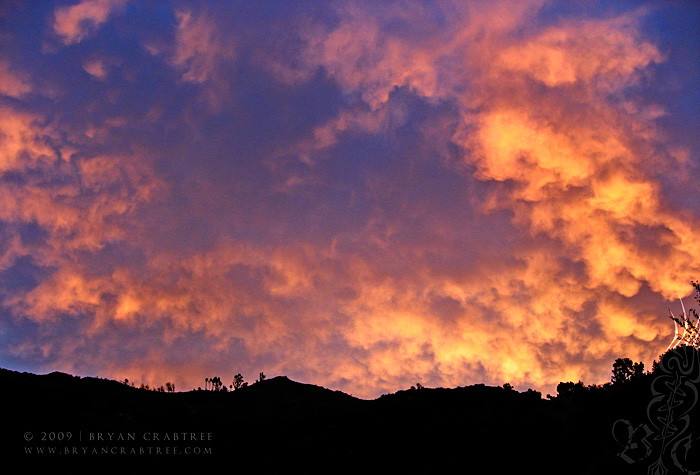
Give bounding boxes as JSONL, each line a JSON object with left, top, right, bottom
{"left": 1, "top": 0, "right": 699, "bottom": 398}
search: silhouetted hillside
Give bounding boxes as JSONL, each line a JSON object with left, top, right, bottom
{"left": 5, "top": 347, "right": 700, "bottom": 474}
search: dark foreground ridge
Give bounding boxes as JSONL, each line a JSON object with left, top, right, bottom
{"left": 4, "top": 347, "right": 700, "bottom": 474}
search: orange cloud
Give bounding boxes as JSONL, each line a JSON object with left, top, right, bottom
{"left": 0, "top": 100, "right": 164, "bottom": 281}
{"left": 247, "top": 0, "right": 698, "bottom": 395}
{"left": 82, "top": 59, "right": 108, "bottom": 79}
{"left": 2, "top": 1, "right": 698, "bottom": 400}
{"left": 0, "top": 61, "right": 31, "bottom": 98}
{"left": 53, "top": 0, "right": 128, "bottom": 45}
{"left": 173, "top": 9, "right": 234, "bottom": 84}
{"left": 164, "top": 8, "right": 238, "bottom": 110}
{"left": 497, "top": 13, "right": 662, "bottom": 89}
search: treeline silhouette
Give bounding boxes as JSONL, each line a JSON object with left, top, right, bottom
{"left": 122, "top": 371, "right": 260, "bottom": 393}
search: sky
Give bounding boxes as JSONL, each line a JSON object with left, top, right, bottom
{"left": 0, "top": 0, "right": 699, "bottom": 398}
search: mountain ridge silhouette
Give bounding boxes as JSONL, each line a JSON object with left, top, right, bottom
{"left": 4, "top": 356, "right": 698, "bottom": 474}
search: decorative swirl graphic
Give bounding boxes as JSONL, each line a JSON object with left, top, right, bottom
{"left": 613, "top": 346, "right": 700, "bottom": 474}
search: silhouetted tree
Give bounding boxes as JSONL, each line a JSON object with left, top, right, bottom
{"left": 209, "top": 376, "right": 223, "bottom": 391}
{"left": 258, "top": 372, "right": 266, "bottom": 383}
{"left": 556, "top": 381, "right": 586, "bottom": 398}
{"left": 651, "top": 359, "right": 659, "bottom": 373}
{"left": 525, "top": 388, "right": 541, "bottom": 400}
{"left": 503, "top": 382, "right": 513, "bottom": 391}
{"left": 611, "top": 358, "right": 644, "bottom": 385}
{"left": 232, "top": 373, "right": 244, "bottom": 390}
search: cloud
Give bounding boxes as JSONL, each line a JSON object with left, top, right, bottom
{"left": 82, "top": 59, "right": 108, "bottom": 79}
{"left": 53, "top": 0, "right": 128, "bottom": 45}
{"left": 459, "top": 10, "right": 698, "bottom": 302}
{"left": 0, "top": 61, "right": 31, "bottom": 98}
{"left": 0, "top": 106, "right": 162, "bottom": 253}
{"left": 172, "top": 9, "right": 233, "bottom": 84}
{"left": 496, "top": 13, "right": 662, "bottom": 89}
{"left": 1, "top": 0, "right": 698, "bottom": 398}
{"left": 259, "top": 0, "right": 700, "bottom": 392}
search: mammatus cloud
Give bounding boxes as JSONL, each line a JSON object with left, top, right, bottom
{"left": 0, "top": 1, "right": 698, "bottom": 398}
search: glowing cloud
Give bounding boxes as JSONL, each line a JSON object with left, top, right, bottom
{"left": 0, "top": 1, "right": 698, "bottom": 398}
